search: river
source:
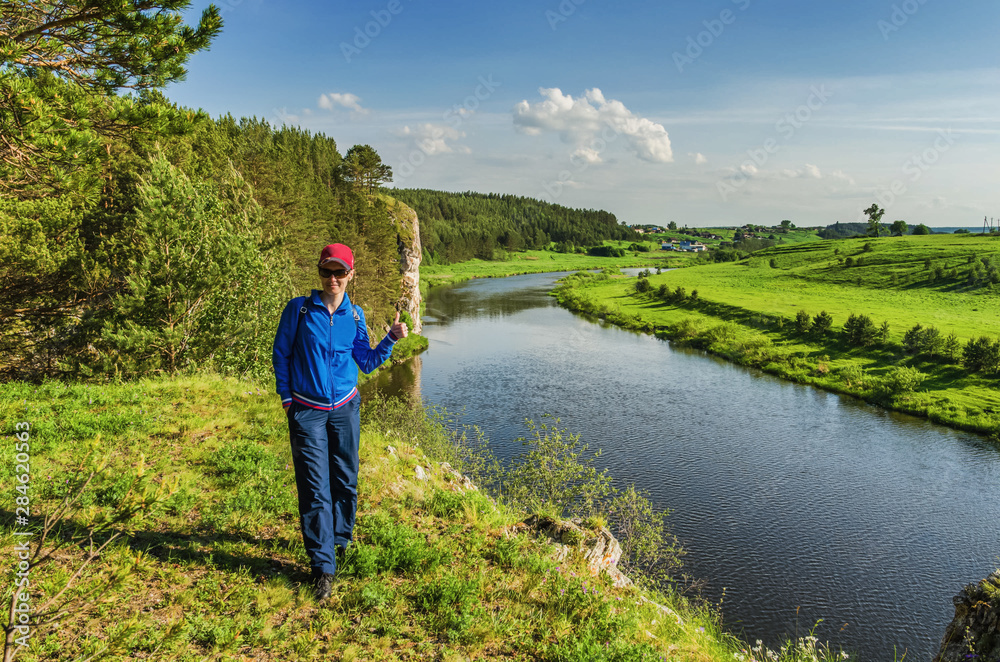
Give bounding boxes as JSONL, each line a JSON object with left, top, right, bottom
{"left": 363, "top": 271, "right": 1000, "bottom": 661}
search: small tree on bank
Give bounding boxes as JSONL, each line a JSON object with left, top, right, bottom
{"left": 813, "top": 311, "right": 833, "bottom": 336}
{"left": 795, "top": 309, "right": 812, "bottom": 334}
{"left": 864, "top": 203, "right": 886, "bottom": 238}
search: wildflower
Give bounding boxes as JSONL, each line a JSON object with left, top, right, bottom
{"left": 697, "top": 626, "right": 705, "bottom": 633}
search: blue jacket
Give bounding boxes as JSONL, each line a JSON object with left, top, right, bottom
{"left": 272, "top": 290, "right": 397, "bottom": 411}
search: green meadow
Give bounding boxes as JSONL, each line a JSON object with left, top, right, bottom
{"left": 555, "top": 233, "right": 1000, "bottom": 437}
{"left": 0, "top": 375, "right": 855, "bottom": 661}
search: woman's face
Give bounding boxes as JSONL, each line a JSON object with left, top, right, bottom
{"left": 319, "top": 264, "right": 353, "bottom": 296}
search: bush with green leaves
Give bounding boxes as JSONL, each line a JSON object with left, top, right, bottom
{"left": 812, "top": 311, "right": 833, "bottom": 336}
{"left": 795, "top": 309, "right": 812, "bottom": 334}
{"left": 504, "top": 417, "right": 613, "bottom": 519}
{"left": 903, "top": 324, "right": 944, "bottom": 357}
{"left": 843, "top": 313, "right": 878, "bottom": 347}
{"left": 873, "top": 366, "right": 927, "bottom": 400}
{"left": 962, "top": 336, "right": 1000, "bottom": 374}
{"left": 838, "top": 362, "right": 866, "bottom": 388}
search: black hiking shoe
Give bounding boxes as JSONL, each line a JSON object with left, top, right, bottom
{"left": 312, "top": 572, "right": 334, "bottom": 601}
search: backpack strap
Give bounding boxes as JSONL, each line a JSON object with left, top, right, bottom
{"left": 291, "top": 296, "right": 308, "bottom": 350}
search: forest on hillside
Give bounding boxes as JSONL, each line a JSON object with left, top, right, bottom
{"left": 389, "top": 189, "right": 637, "bottom": 264}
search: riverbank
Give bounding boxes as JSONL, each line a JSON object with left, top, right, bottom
{"left": 1, "top": 374, "right": 854, "bottom": 661}
{"left": 552, "top": 235, "right": 1000, "bottom": 439}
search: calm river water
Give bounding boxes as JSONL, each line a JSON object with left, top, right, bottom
{"left": 364, "top": 271, "right": 1000, "bottom": 661}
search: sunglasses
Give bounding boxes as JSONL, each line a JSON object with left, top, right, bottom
{"left": 318, "top": 266, "right": 351, "bottom": 279}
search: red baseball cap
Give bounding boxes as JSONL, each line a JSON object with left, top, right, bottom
{"left": 318, "top": 244, "right": 354, "bottom": 270}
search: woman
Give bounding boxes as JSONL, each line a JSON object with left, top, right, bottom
{"left": 272, "top": 243, "right": 407, "bottom": 599}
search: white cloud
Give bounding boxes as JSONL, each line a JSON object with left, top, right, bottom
{"left": 318, "top": 92, "right": 368, "bottom": 114}
{"left": 513, "top": 87, "right": 673, "bottom": 163}
{"left": 689, "top": 152, "right": 707, "bottom": 165}
{"left": 398, "top": 123, "right": 469, "bottom": 155}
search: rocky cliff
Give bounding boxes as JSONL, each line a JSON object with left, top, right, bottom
{"left": 385, "top": 196, "right": 422, "bottom": 334}
{"left": 934, "top": 571, "right": 1000, "bottom": 662}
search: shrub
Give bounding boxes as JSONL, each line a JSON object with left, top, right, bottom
{"left": 943, "top": 332, "right": 961, "bottom": 361}
{"left": 904, "top": 324, "right": 944, "bottom": 357}
{"left": 878, "top": 320, "right": 891, "bottom": 344}
{"left": 812, "top": 311, "right": 833, "bottom": 336}
{"left": 843, "top": 313, "right": 878, "bottom": 347}
{"left": 838, "top": 363, "right": 866, "bottom": 388}
{"left": 504, "top": 417, "right": 612, "bottom": 518}
{"left": 633, "top": 277, "right": 651, "bottom": 294}
{"left": 795, "top": 309, "right": 812, "bottom": 334}
{"left": 962, "top": 336, "right": 1000, "bottom": 374}
{"left": 873, "top": 366, "right": 927, "bottom": 400}
{"left": 587, "top": 245, "right": 626, "bottom": 258}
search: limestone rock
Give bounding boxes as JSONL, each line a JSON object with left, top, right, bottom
{"left": 523, "top": 515, "right": 632, "bottom": 588}
{"left": 438, "top": 462, "right": 477, "bottom": 492}
{"left": 388, "top": 198, "right": 422, "bottom": 334}
{"left": 933, "top": 571, "right": 1000, "bottom": 662}
{"left": 414, "top": 465, "right": 428, "bottom": 481}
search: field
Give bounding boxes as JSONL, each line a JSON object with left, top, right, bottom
{"left": 554, "top": 233, "right": 1000, "bottom": 436}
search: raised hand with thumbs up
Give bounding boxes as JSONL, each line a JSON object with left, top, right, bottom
{"left": 389, "top": 310, "right": 409, "bottom": 340}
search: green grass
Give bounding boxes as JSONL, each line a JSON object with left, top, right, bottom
{"left": 0, "top": 374, "right": 857, "bottom": 661}
{"left": 554, "top": 233, "right": 1000, "bottom": 437}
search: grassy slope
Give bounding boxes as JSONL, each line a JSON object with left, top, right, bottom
{"left": 0, "top": 375, "right": 762, "bottom": 662}
{"left": 554, "top": 234, "right": 1000, "bottom": 436}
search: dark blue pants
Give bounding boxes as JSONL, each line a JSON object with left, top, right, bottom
{"left": 287, "top": 394, "right": 360, "bottom": 576}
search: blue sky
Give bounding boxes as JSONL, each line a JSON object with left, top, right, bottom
{"left": 167, "top": 0, "right": 1000, "bottom": 228}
